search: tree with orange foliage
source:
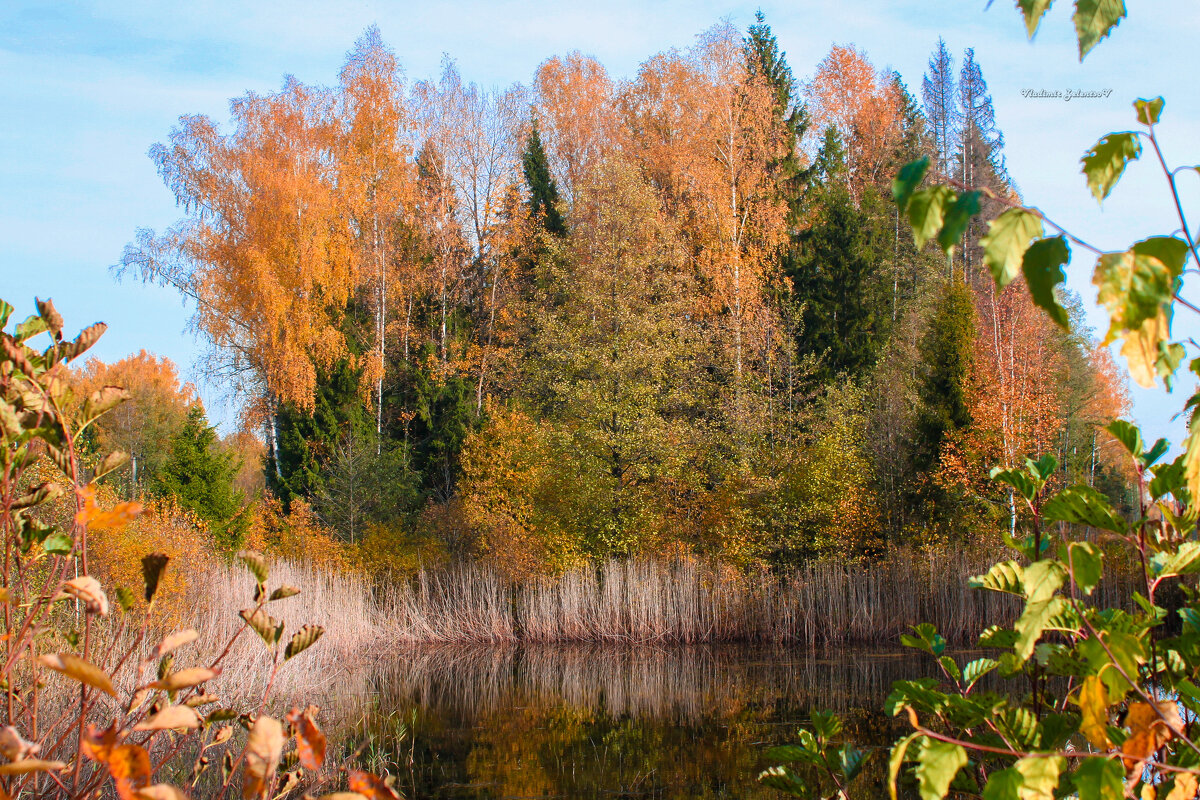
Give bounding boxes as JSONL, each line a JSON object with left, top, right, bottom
{"left": 73, "top": 350, "right": 199, "bottom": 497}
{"left": 804, "top": 44, "right": 902, "bottom": 200}
{"left": 336, "top": 25, "right": 419, "bottom": 449}
{"left": 118, "top": 76, "right": 356, "bottom": 471}
{"left": 532, "top": 51, "right": 616, "bottom": 205}
{"left": 411, "top": 59, "right": 528, "bottom": 411}
{"left": 620, "top": 22, "right": 789, "bottom": 419}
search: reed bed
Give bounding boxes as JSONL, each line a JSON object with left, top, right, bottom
{"left": 383, "top": 553, "right": 1138, "bottom": 646}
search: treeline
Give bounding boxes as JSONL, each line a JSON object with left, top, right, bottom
{"left": 109, "top": 18, "right": 1131, "bottom": 574}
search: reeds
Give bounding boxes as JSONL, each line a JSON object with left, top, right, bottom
{"left": 370, "top": 552, "right": 1137, "bottom": 646}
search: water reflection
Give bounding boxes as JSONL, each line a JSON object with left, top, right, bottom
{"left": 340, "top": 645, "right": 940, "bottom": 799}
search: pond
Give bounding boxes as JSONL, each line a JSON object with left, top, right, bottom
{"left": 337, "top": 644, "right": 940, "bottom": 799}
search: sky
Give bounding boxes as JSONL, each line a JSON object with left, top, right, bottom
{"left": 2, "top": 0, "right": 1198, "bottom": 446}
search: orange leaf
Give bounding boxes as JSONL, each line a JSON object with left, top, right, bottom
{"left": 286, "top": 706, "right": 326, "bottom": 772}
{"left": 108, "top": 745, "right": 151, "bottom": 800}
{"left": 1122, "top": 701, "right": 1184, "bottom": 777}
{"left": 241, "top": 716, "right": 283, "bottom": 800}
{"left": 82, "top": 724, "right": 119, "bottom": 763}
{"left": 348, "top": 771, "right": 400, "bottom": 800}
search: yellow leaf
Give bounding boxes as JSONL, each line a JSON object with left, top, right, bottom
{"left": 149, "top": 667, "right": 220, "bottom": 692}
{"left": 38, "top": 653, "right": 116, "bottom": 697}
{"left": 1119, "top": 312, "right": 1169, "bottom": 388}
{"left": 133, "top": 705, "right": 201, "bottom": 732}
{"left": 1079, "top": 675, "right": 1112, "bottom": 749}
{"left": 152, "top": 629, "right": 199, "bottom": 659}
{"left": 1166, "top": 774, "right": 1198, "bottom": 800}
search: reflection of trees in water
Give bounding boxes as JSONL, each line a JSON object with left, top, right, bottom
{"left": 328, "top": 645, "right": 946, "bottom": 799}
{"left": 360, "top": 644, "right": 943, "bottom": 721}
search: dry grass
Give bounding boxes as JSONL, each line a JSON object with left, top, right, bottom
{"left": 138, "top": 549, "right": 1139, "bottom": 710}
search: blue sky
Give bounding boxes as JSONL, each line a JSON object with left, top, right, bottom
{"left": 2, "top": 0, "right": 1198, "bottom": 445}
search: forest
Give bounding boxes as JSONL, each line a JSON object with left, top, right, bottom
{"left": 97, "top": 16, "right": 1130, "bottom": 578}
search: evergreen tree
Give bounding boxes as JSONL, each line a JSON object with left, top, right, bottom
{"left": 922, "top": 38, "right": 959, "bottom": 179}
{"left": 789, "top": 128, "right": 887, "bottom": 384}
{"left": 153, "top": 406, "right": 247, "bottom": 549}
{"left": 521, "top": 119, "right": 567, "bottom": 236}
{"left": 266, "top": 359, "right": 371, "bottom": 505}
{"left": 912, "top": 280, "right": 976, "bottom": 474}
{"left": 744, "top": 10, "right": 812, "bottom": 220}
{"left": 955, "top": 48, "right": 1009, "bottom": 278}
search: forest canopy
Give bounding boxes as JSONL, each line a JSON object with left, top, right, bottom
{"left": 112, "top": 18, "right": 1133, "bottom": 575}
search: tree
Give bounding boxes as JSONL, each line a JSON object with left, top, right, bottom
{"left": 804, "top": 44, "right": 902, "bottom": 199}
{"left": 336, "top": 24, "right": 418, "bottom": 450}
{"left": 789, "top": 128, "right": 888, "bottom": 383}
{"left": 153, "top": 405, "right": 247, "bottom": 549}
{"left": 521, "top": 119, "right": 567, "bottom": 236}
{"left": 912, "top": 280, "right": 976, "bottom": 477}
{"left": 744, "top": 11, "right": 811, "bottom": 217}
{"left": 73, "top": 351, "right": 199, "bottom": 497}
{"left": 521, "top": 157, "right": 710, "bottom": 555}
{"left": 921, "top": 37, "right": 959, "bottom": 179}
{"left": 532, "top": 52, "right": 615, "bottom": 205}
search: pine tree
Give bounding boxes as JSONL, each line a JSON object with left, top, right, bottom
{"left": 521, "top": 119, "right": 567, "bottom": 236}
{"left": 922, "top": 38, "right": 959, "bottom": 179}
{"left": 153, "top": 406, "right": 247, "bottom": 549}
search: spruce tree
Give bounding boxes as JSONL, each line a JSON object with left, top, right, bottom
{"left": 789, "top": 128, "right": 887, "bottom": 384}
{"left": 521, "top": 119, "right": 567, "bottom": 236}
{"left": 922, "top": 38, "right": 959, "bottom": 179}
{"left": 744, "top": 11, "right": 812, "bottom": 220}
{"left": 912, "top": 280, "right": 976, "bottom": 474}
{"left": 153, "top": 406, "right": 247, "bottom": 549}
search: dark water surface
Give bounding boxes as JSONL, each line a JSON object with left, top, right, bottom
{"left": 343, "top": 645, "right": 940, "bottom": 799}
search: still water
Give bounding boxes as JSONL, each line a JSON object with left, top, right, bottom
{"left": 340, "top": 645, "right": 936, "bottom": 799}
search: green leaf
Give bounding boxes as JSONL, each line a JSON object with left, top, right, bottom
{"left": 1016, "top": 0, "right": 1055, "bottom": 37}
{"left": 1105, "top": 419, "right": 1142, "bottom": 457}
{"left": 1014, "top": 561, "right": 1067, "bottom": 663}
{"left": 240, "top": 607, "right": 284, "bottom": 647}
{"left": 915, "top": 740, "right": 966, "bottom": 800}
{"left": 902, "top": 622, "right": 947, "bottom": 656}
{"left": 962, "top": 658, "right": 998, "bottom": 690}
{"left": 981, "top": 766, "right": 1022, "bottom": 799}
{"left": 937, "top": 191, "right": 981, "bottom": 256}
{"left": 970, "top": 561, "right": 1025, "bottom": 596}
{"left": 0, "top": 299, "right": 13, "bottom": 330}
{"left": 907, "top": 186, "right": 956, "bottom": 250}
{"left": 1070, "top": 755, "right": 1124, "bottom": 799}
{"left": 1081, "top": 132, "right": 1140, "bottom": 203}
{"left": 1061, "top": 541, "right": 1103, "bottom": 595}
{"left": 893, "top": 157, "right": 930, "bottom": 213}
{"left": 990, "top": 466, "right": 1036, "bottom": 502}
{"left": 1042, "top": 485, "right": 1127, "bottom": 533}
{"left": 42, "top": 531, "right": 73, "bottom": 556}
{"left": 888, "top": 734, "right": 920, "bottom": 800}
{"left": 1022, "top": 236, "right": 1071, "bottom": 328}
{"left": 982, "top": 208, "right": 1045, "bottom": 289}
{"left": 757, "top": 765, "right": 809, "bottom": 796}
{"left": 1013, "top": 755, "right": 1064, "bottom": 799}
{"left": 1134, "top": 97, "right": 1164, "bottom": 126}
{"left": 1151, "top": 541, "right": 1200, "bottom": 578}
{"left": 1073, "top": 0, "right": 1127, "bottom": 58}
